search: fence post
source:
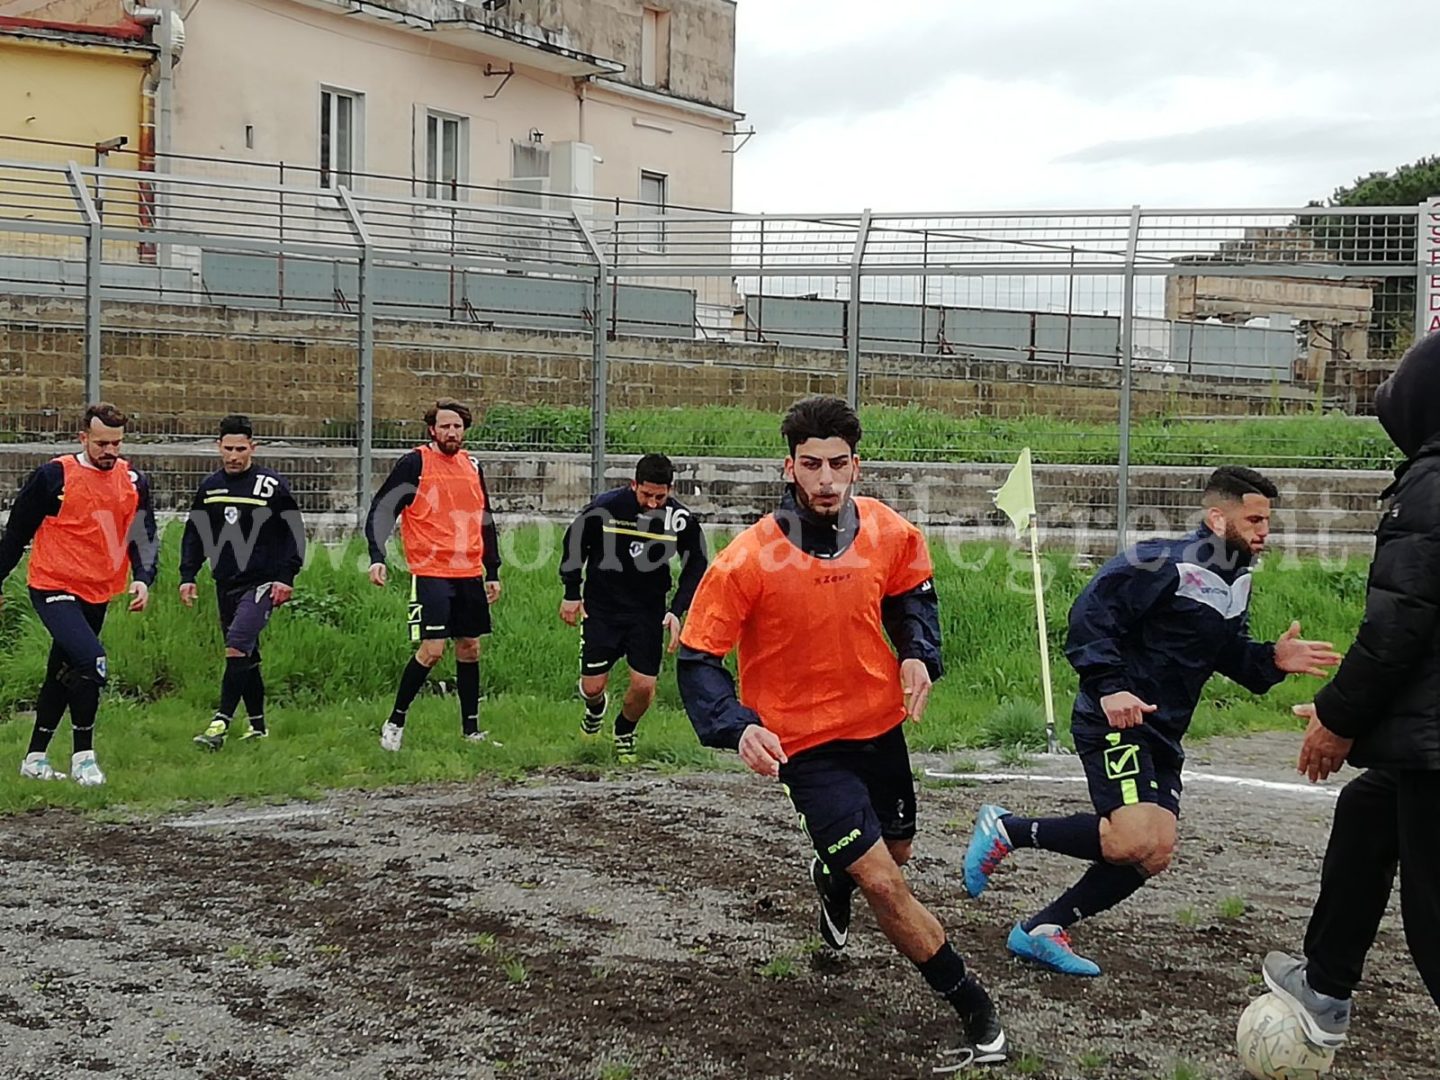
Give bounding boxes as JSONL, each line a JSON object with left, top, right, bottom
{"left": 1417, "top": 200, "right": 1435, "bottom": 346}
{"left": 575, "top": 211, "right": 609, "bottom": 498}
{"left": 1116, "top": 204, "right": 1142, "bottom": 555}
{"left": 66, "top": 162, "right": 103, "bottom": 403}
{"left": 338, "top": 187, "right": 374, "bottom": 529}
{"left": 848, "top": 209, "right": 873, "bottom": 407}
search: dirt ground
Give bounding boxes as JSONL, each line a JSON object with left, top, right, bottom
{"left": 0, "top": 732, "right": 1435, "bottom": 1080}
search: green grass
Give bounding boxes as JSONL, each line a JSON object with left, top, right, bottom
{"left": 0, "top": 524, "right": 1369, "bottom": 814}
{"left": 472, "top": 403, "right": 1400, "bottom": 470}
{"left": 1217, "top": 895, "right": 1248, "bottom": 920}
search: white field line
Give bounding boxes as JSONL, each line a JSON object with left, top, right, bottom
{"left": 164, "top": 806, "right": 336, "bottom": 829}
{"left": 924, "top": 769, "right": 1341, "bottom": 800}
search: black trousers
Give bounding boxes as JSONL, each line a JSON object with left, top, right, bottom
{"left": 1305, "top": 768, "right": 1440, "bottom": 1006}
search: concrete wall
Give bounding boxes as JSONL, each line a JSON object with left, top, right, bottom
{"left": 0, "top": 294, "right": 1329, "bottom": 439}
{"left": 168, "top": 0, "right": 735, "bottom": 210}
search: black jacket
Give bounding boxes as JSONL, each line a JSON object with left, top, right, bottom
{"left": 558, "top": 486, "right": 708, "bottom": 618}
{"left": 179, "top": 466, "right": 305, "bottom": 589}
{"left": 1316, "top": 333, "right": 1440, "bottom": 769}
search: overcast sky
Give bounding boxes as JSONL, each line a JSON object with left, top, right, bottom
{"left": 732, "top": 0, "right": 1436, "bottom": 214}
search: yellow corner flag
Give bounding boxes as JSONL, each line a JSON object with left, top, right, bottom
{"left": 993, "top": 447, "right": 1036, "bottom": 537}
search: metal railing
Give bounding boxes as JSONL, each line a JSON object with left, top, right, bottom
{"left": 0, "top": 151, "right": 1428, "bottom": 551}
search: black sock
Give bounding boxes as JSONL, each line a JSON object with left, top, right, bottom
{"left": 916, "top": 942, "right": 991, "bottom": 1019}
{"left": 457, "top": 660, "right": 481, "bottom": 736}
{"left": 582, "top": 688, "right": 606, "bottom": 715}
{"left": 28, "top": 673, "right": 68, "bottom": 755}
{"left": 1025, "top": 861, "right": 1147, "bottom": 931}
{"left": 69, "top": 677, "right": 101, "bottom": 756}
{"left": 389, "top": 657, "right": 433, "bottom": 727}
{"left": 1002, "top": 813, "right": 1103, "bottom": 861}
{"left": 218, "top": 656, "right": 251, "bottom": 720}
{"left": 242, "top": 664, "right": 265, "bottom": 731}
{"left": 614, "top": 712, "right": 639, "bottom": 737}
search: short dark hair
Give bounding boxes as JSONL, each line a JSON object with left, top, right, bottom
{"left": 1203, "top": 465, "right": 1278, "bottom": 504}
{"left": 218, "top": 414, "right": 254, "bottom": 440}
{"left": 780, "top": 395, "right": 862, "bottom": 456}
{"left": 83, "top": 402, "right": 127, "bottom": 430}
{"left": 635, "top": 453, "right": 674, "bottom": 487}
{"left": 425, "top": 398, "right": 472, "bottom": 429}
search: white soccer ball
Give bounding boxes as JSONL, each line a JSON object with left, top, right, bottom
{"left": 1236, "top": 992, "right": 1337, "bottom": 1080}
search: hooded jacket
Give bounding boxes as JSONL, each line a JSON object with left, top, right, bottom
{"left": 1316, "top": 332, "right": 1440, "bottom": 768}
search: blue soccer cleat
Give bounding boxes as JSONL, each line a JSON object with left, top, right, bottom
{"left": 963, "top": 804, "right": 1014, "bottom": 898}
{"left": 1006, "top": 922, "right": 1101, "bottom": 977}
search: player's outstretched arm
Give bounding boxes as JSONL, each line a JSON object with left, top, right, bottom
{"left": 676, "top": 645, "right": 764, "bottom": 751}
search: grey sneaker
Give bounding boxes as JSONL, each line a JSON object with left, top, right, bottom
{"left": 1263, "top": 951, "right": 1351, "bottom": 1048}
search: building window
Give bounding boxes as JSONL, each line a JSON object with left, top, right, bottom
{"left": 320, "top": 87, "right": 362, "bottom": 189}
{"left": 638, "top": 170, "right": 667, "bottom": 251}
{"left": 640, "top": 7, "right": 670, "bottom": 88}
{"left": 425, "top": 112, "right": 467, "bottom": 199}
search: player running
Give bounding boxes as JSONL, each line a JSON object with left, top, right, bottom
{"left": 678, "top": 395, "right": 1007, "bottom": 1069}
{"left": 559, "top": 453, "right": 707, "bottom": 764}
{"left": 365, "top": 399, "right": 500, "bottom": 750}
{"left": 0, "top": 403, "right": 157, "bottom": 786}
{"left": 961, "top": 467, "right": 1340, "bottom": 977}
{"left": 180, "top": 414, "right": 305, "bottom": 750}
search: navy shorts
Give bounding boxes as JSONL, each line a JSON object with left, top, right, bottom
{"left": 1074, "top": 725, "right": 1183, "bottom": 818}
{"left": 218, "top": 583, "right": 275, "bottom": 655}
{"left": 409, "top": 575, "right": 492, "bottom": 641}
{"left": 778, "top": 723, "right": 917, "bottom": 872}
{"left": 579, "top": 610, "right": 664, "bottom": 679}
{"left": 30, "top": 588, "right": 109, "bottom": 684}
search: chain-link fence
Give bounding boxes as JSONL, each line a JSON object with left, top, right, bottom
{"left": 1, "top": 142, "right": 1427, "bottom": 554}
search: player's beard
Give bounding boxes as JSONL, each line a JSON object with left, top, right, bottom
{"left": 793, "top": 482, "right": 848, "bottom": 520}
{"left": 435, "top": 436, "right": 463, "bottom": 456}
{"left": 1221, "top": 521, "right": 1260, "bottom": 562}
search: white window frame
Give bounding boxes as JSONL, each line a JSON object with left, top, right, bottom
{"left": 424, "top": 110, "right": 469, "bottom": 200}
{"left": 319, "top": 85, "right": 364, "bottom": 190}
{"left": 638, "top": 170, "right": 667, "bottom": 252}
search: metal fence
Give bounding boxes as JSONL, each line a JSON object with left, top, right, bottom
{"left": 0, "top": 146, "right": 1427, "bottom": 553}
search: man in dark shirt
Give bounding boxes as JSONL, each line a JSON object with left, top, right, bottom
{"left": 0, "top": 403, "right": 157, "bottom": 787}
{"left": 559, "top": 454, "right": 707, "bottom": 764}
{"left": 179, "top": 415, "right": 305, "bottom": 750}
{"left": 961, "top": 467, "right": 1339, "bottom": 977}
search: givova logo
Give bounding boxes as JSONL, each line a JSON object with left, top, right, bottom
{"left": 827, "top": 828, "right": 863, "bottom": 855}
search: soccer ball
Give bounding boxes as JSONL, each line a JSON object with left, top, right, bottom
{"left": 1236, "top": 993, "right": 1336, "bottom": 1080}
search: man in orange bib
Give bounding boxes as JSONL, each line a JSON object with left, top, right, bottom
{"left": 0, "top": 403, "right": 157, "bottom": 787}
{"left": 677, "top": 396, "right": 1008, "bottom": 1070}
{"left": 365, "top": 399, "right": 501, "bottom": 750}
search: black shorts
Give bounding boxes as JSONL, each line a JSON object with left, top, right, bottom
{"left": 30, "top": 588, "right": 109, "bottom": 684}
{"left": 777, "top": 723, "right": 917, "bottom": 872}
{"left": 409, "top": 575, "right": 492, "bottom": 642}
{"left": 1074, "top": 726, "right": 1183, "bottom": 818}
{"left": 218, "top": 583, "right": 275, "bottom": 655}
{"left": 579, "top": 610, "right": 664, "bottom": 679}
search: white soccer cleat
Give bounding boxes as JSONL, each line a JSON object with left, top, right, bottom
{"left": 19, "top": 753, "right": 66, "bottom": 781}
{"left": 380, "top": 722, "right": 404, "bottom": 752}
{"left": 70, "top": 752, "right": 106, "bottom": 787}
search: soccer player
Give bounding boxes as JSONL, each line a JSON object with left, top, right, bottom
{"left": 179, "top": 414, "right": 305, "bottom": 750}
{"left": 677, "top": 396, "right": 1007, "bottom": 1069}
{"left": 559, "top": 453, "right": 707, "bottom": 764}
{"left": 961, "top": 467, "right": 1340, "bottom": 977}
{"left": 365, "top": 398, "right": 500, "bottom": 751}
{"left": 0, "top": 403, "right": 157, "bottom": 786}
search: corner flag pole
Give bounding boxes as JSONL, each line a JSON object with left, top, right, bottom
{"left": 993, "top": 447, "right": 1059, "bottom": 755}
{"left": 1026, "top": 512, "right": 1058, "bottom": 756}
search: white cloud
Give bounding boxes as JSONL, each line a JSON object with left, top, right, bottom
{"left": 732, "top": 0, "right": 1437, "bottom": 212}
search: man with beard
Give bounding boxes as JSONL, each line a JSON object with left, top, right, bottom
{"left": 181, "top": 414, "right": 305, "bottom": 750}
{"left": 365, "top": 399, "right": 501, "bottom": 750}
{"left": 677, "top": 395, "right": 1009, "bottom": 1070}
{"left": 961, "top": 466, "right": 1340, "bottom": 977}
{"left": 0, "top": 403, "right": 157, "bottom": 787}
